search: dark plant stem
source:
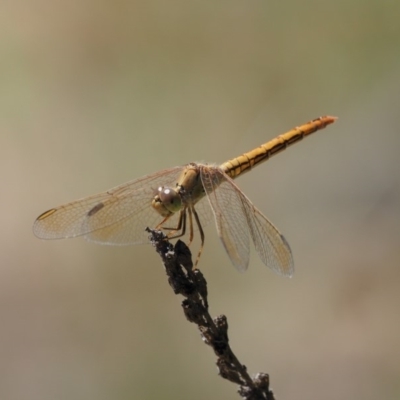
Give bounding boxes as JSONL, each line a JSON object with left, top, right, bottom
{"left": 146, "top": 228, "right": 276, "bottom": 400}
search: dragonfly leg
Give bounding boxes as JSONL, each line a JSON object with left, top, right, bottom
{"left": 161, "top": 209, "right": 188, "bottom": 240}
{"left": 186, "top": 207, "right": 194, "bottom": 245}
{"left": 192, "top": 206, "right": 205, "bottom": 266}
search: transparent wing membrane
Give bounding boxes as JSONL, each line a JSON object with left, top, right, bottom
{"left": 34, "top": 167, "right": 184, "bottom": 244}
{"left": 201, "top": 166, "right": 293, "bottom": 275}
{"left": 200, "top": 166, "right": 251, "bottom": 272}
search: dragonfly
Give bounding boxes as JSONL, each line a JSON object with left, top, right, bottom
{"left": 34, "top": 116, "right": 337, "bottom": 276}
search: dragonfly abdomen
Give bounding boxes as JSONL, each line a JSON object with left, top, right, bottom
{"left": 220, "top": 116, "right": 337, "bottom": 179}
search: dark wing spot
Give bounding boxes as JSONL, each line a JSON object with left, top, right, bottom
{"left": 87, "top": 202, "right": 104, "bottom": 216}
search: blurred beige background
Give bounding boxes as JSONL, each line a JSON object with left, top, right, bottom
{"left": 1, "top": 1, "right": 400, "bottom": 399}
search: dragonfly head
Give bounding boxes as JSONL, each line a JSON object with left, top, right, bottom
{"left": 152, "top": 186, "right": 183, "bottom": 217}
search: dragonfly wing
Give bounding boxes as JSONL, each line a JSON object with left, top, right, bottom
{"left": 241, "top": 199, "right": 294, "bottom": 277}
{"left": 33, "top": 166, "right": 184, "bottom": 244}
{"left": 201, "top": 166, "right": 294, "bottom": 276}
{"left": 200, "top": 166, "right": 251, "bottom": 272}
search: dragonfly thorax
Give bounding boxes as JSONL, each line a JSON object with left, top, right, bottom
{"left": 151, "top": 186, "right": 183, "bottom": 217}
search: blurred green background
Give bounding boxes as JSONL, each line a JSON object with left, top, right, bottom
{"left": 1, "top": 1, "right": 400, "bottom": 399}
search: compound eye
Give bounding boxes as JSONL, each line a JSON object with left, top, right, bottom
{"left": 159, "top": 187, "right": 182, "bottom": 213}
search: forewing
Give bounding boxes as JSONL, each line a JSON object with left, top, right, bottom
{"left": 200, "top": 166, "right": 251, "bottom": 272}
{"left": 33, "top": 166, "right": 184, "bottom": 245}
